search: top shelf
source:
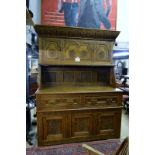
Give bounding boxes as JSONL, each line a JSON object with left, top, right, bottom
{"left": 34, "top": 25, "right": 120, "bottom": 41}
{"left": 36, "top": 86, "right": 122, "bottom": 94}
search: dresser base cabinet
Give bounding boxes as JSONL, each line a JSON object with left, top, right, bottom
{"left": 36, "top": 90, "right": 122, "bottom": 146}
{"left": 37, "top": 109, "right": 122, "bottom": 146}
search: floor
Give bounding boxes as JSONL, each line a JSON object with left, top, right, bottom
{"left": 120, "top": 109, "right": 129, "bottom": 139}
{"left": 26, "top": 108, "right": 129, "bottom": 148}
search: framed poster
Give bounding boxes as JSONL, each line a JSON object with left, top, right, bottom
{"left": 41, "top": 0, "right": 117, "bottom": 30}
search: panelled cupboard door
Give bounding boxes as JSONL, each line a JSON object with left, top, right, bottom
{"left": 37, "top": 112, "right": 68, "bottom": 146}
{"left": 96, "top": 110, "right": 121, "bottom": 138}
{"left": 71, "top": 112, "right": 93, "bottom": 138}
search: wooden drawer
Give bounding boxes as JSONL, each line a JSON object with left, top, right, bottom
{"left": 37, "top": 94, "right": 82, "bottom": 110}
{"left": 36, "top": 93, "right": 122, "bottom": 110}
{"left": 83, "top": 93, "right": 122, "bottom": 108}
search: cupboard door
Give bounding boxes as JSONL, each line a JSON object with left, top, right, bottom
{"left": 37, "top": 112, "right": 67, "bottom": 146}
{"left": 96, "top": 110, "right": 121, "bottom": 138}
{"left": 71, "top": 112, "right": 93, "bottom": 138}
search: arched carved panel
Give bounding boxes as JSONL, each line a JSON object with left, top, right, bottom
{"left": 94, "top": 44, "right": 110, "bottom": 62}
{"left": 63, "top": 40, "right": 92, "bottom": 63}
{"left": 79, "top": 44, "right": 91, "bottom": 60}
{"left": 46, "top": 41, "right": 60, "bottom": 59}
{"left": 64, "top": 41, "right": 79, "bottom": 60}
{"left": 40, "top": 38, "right": 113, "bottom": 65}
{"left": 40, "top": 39, "right": 62, "bottom": 64}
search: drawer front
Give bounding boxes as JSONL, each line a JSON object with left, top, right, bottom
{"left": 36, "top": 93, "right": 122, "bottom": 110}
{"left": 83, "top": 94, "right": 122, "bottom": 108}
{"left": 37, "top": 94, "right": 82, "bottom": 110}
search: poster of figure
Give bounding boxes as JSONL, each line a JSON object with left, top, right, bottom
{"left": 41, "top": 0, "right": 117, "bottom": 30}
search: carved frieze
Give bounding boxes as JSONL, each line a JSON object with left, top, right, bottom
{"left": 39, "top": 38, "right": 114, "bottom": 65}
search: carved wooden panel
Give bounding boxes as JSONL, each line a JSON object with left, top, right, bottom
{"left": 37, "top": 112, "right": 67, "bottom": 146}
{"left": 43, "top": 116, "right": 65, "bottom": 140}
{"left": 99, "top": 115, "right": 114, "bottom": 130}
{"left": 96, "top": 111, "right": 121, "bottom": 137}
{"left": 47, "top": 119, "right": 62, "bottom": 135}
{"left": 39, "top": 39, "right": 61, "bottom": 64}
{"left": 71, "top": 113, "right": 93, "bottom": 137}
{"left": 39, "top": 38, "right": 113, "bottom": 65}
{"left": 94, "top": 44, "right": 110, "bottom": 62}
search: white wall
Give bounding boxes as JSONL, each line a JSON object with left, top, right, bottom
{"left": 116, "top": 0, "right": 129, "bottom": 43}
{"left": 29, "top": 0, "right": 41, "bottom": 24}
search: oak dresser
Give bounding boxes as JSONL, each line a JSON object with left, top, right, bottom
{"left": 34, "top": 25, "right": 123, "bottom": 146}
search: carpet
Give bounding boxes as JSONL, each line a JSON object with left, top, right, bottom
{"left": 26, "top": 139, "right": 121, "bottom": 155}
